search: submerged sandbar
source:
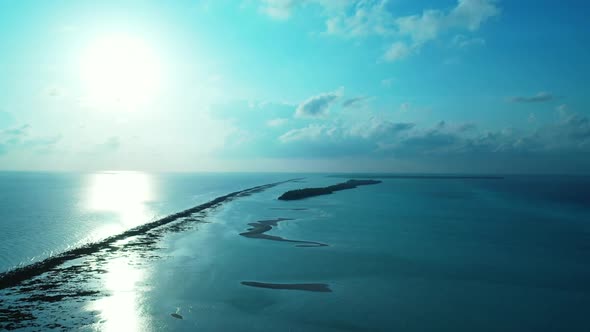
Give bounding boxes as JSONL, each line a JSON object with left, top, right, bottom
{"left": 239, "top": 218, "right": 327, "bottom": 247}
{"left": 241, "top": 281, "right": 332, "bottom": 292}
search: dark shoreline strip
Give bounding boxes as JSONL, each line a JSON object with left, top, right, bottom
{"left": 0, "top": 178, "right": 302, "bottom": 290}
{"left": 278, "top": 179, "right": 381, "bottom": 201}
{"left": 328, "top": 174, "right": 504, "bottom": 180}
{"left": 241, "top": 281, "right": 332, "bottom": 292}
{"left": 240, "top": 218, "right": 328, "bottom": 247}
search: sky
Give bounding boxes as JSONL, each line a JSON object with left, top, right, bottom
{"left": 0, "top": 0, "right": 588, "bottom": 173}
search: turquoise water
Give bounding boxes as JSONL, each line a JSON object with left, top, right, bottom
{"left": 0, "top": 171, "right": 291, "bottom": 271}
{"left": 0, "top": 173, "right": 589, "bottom": 330}
{"left": 143, "top": 175, "right": 590, "bottom": 331}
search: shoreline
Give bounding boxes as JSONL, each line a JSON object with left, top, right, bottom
{"left": 328, "top": 174, "right": 504, "bottom": 180}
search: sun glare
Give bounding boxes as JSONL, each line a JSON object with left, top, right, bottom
{"left": 86, "top": 171, "right": 155, "bottom": 235}
{"left": 79, "top": 34, "right": 163, "bottom": 111}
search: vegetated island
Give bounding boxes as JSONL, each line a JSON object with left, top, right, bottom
{"left": 241, "top": 281, "right": 332, "bottom": 293}
{"left": 278, "top": 179, "right": 381, "bottom": 201}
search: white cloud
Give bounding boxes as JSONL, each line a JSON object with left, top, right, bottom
{"left": 310, "top": 0, "right": 500, "bottom": 61}
{"left": 449, "top": 0, "right": 501, "bottom": 31}
{"left": 383, "top": 42, "right": 413, "bottom": 62}
{"left": 451, "top": 34, "right": 486, "bottom": 48}
{"left": 279, "top": 124, "right": 326, "bottom": 142}
{"left": 396, "top": 9, "right": 446, "bottom": 44}
{"left": 325, "top": 0, "right": 395, "bottom": 37}
{"left": 259, "top": 0, "right": 297, "bottom": 20}
{"left": 348, "top": 118, "right": 415, "bottom": 139}
{"left": 323, "top": 0, "right": 499, "bottom": 41}
{"left": 267, "top": 118, "right": 289, "bottom": 127}
{"left": 255, "top": 0, "right": 500, "bottom": 63}
{"left": 392, "top": 0, "right": 500, "bottom": 43}
{"left": 295, "top": 88, "right": 343, "bottom": 118}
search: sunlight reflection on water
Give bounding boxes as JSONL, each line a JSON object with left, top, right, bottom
{"left": 85, "top": 171, "right": 156, "bottom": 241}
{"left": 81, "top": 172, "right": 157, "bottom": 330}
{"left": 88, "top": 257, "right": 152, "bottom": 331}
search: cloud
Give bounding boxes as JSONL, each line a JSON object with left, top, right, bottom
{"left": 449, "top": 0, "right": 501, "bottom": 31}
{"left": 295, "top": 89, "right": 342, "bottom": 118}
{"left": 451, "top": 34, "right": 485, "bottom": 48}
{"left": 381, "top": 77, "right": 394, "bottom": 87}
{"left": 325, "top": 0, "right": 395, "bottom": 37}
{"left": 545, "top": 112, "right": 590, "bottom": 147}
{"left": 318, "top": 0, "right": 500, "bottom": 61}
{"left": 0, "top": 124, "right": 60, "bottom": 156}
{"left": 556, "top": 104, "right": 568, "bottom": 114}
{"left": 395, "top": 9, "right": 446, "bottom": 44}
{"left": 282, "top": 112, "right": 590, "bottom": 158}
{"left": 378, "top": 112, "right": 590, "bottom": 157}
{"left": 510, "top": 92, "right": 554, "bottom": 103}
{"left": 388, "top": 0, "right": 499, "bottom": 60}
{"left": 1, "top": 124, "right": 30, "bottom": 136}
{"left": 383, "top": 42, "right": 414, "bottom": 62}
{"left": 259, "top": 0, "right": 297, "bottom": 20}
{"left": 323, "top": 0, "right": 500, "bottom": 42}
{"left": 457, "top": 123, "right": 477, "bottom": 132}
{"left": 279, "top": 118, "right": 414, "bottom": 145}
{"left": 348, "top": 118, "right": 415, "bottom": 139}
{"left": 215, "top": 96, "right": 590, "bottom": 172}
{"left": 254, "top": 0, "right": 499, "bottom": 62}
{"left": 342, "top": 96, "right": 371, "bottom": 108}
{"left": 279, "top": 124, "right": 327, "bottom": 142}
{"left": 267, "top": 118, "right": 289, "bottom": 127}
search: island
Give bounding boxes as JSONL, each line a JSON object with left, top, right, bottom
{"left": 278, "top": 179, "right": 381, "bottom": 201}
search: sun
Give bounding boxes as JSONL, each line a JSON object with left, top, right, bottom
{"left": 79, "top": 34, "right": 163, "bottom": 111}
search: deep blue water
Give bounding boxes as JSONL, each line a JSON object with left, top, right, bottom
{"left": 0, "top": 172, "right": 589, "bottom": 331}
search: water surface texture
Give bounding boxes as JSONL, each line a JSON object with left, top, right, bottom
{"left": 0, "top": 173, "right": 589, "bottom": 331}
{"left": 0, "top": 171, "right": 290, "bottom": 271}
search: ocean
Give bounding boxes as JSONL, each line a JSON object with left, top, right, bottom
{"left": 0, "top": 172, "right": 589, "bottom": 331}
{"left": 0, "top": 171, "right": 290, "bottom": 272}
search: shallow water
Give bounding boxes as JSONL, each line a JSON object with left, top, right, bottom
{"left": 1, "top": 174, "right": 589, "bottom": 331}
{"left": 0, "top": 171, "right": 291, "bottom": 271}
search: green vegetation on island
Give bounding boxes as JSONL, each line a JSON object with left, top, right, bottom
{"left": 278, "top": 179, "right": 382, "bottom": 201}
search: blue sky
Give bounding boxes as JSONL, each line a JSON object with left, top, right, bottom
{"left": 0, "top": 0, "right": 588, "bottom": 173}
